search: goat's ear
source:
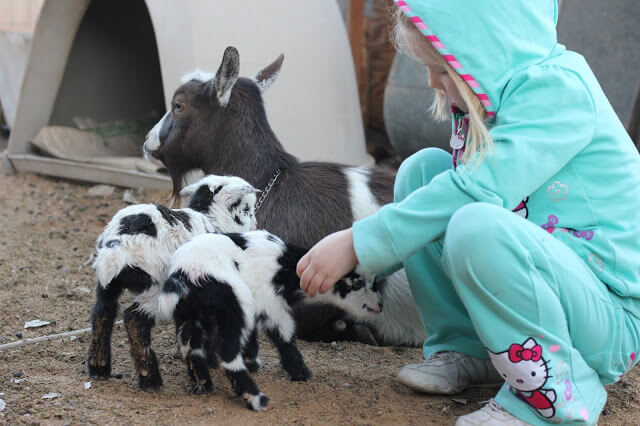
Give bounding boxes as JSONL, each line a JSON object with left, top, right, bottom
{"left": 210, "top": 46, "right": 240, "bottom": 107}
{"left": 252, "top": 53, "right": 284, "bottom": 93}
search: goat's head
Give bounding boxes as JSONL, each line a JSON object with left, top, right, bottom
{"left": 324, "top": 269, "right": 383, "bottom": 320}
{"left": 180, "top": 174, "right": 259, "bottom": 232}
{"left": 143, "top": 46, "right": 284, "bottom": 195}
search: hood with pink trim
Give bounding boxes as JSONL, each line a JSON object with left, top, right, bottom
{"left": 396, "top": 0, "right": 560, "bottom": 118}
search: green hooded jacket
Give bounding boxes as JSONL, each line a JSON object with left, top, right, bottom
{"left": 353, "top": 0, "right": 640, "bottom": 314}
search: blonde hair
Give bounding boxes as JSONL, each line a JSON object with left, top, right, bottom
{"left": 392, "top": 9, "right": 494, "bottom": 165}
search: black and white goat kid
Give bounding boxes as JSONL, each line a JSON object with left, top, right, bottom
{"left": 158, "top": 231, "right": 383, "bottom": 411}
{"left": 87, "top": 175, "right": 258, "bottom": 391}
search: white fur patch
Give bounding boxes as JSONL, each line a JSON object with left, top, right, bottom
{"left": 251, "top": 72, "right": 280, "bottom": 94}
{"left": 181, "top": 69, "right": 215, "bottom": 84}
{"left": 190, "top": 348, "right": 206, "bottom": 359}
{"left": 157, "top": 292, "right": 180, "bottom": 320}
{"left": 143, "top": 111, "right": 168, "bottom": 154}
{"left": 222, "top": 355, "right": 246, "bottom": 372}
{"left": 344, "top": 168, "right": 380, "bottom": 221}
{"left": 245, "top": 392, "right": 268, "bottom": 411}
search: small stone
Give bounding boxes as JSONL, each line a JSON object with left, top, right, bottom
{"left": 112, "top": 373, "right": 123, "bottom": 379}
{"left": 88, "top": 185, "right": 115, "bottom": 197}
{"left": 15, "top": 332, "right": 22, "bottom": 338}
{"left": 13, "top": 371, "right": 23, "bottom": 378}
{"left": 41, "top": 294, "right": 48, "bottom": 299}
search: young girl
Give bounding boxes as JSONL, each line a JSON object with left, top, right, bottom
{"left": 296, "top": 0, "right": 640, "bottom": 424}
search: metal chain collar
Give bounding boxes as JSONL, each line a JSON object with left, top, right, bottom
{"left": 254, "top": 168, "right": 281, "bottom": 213}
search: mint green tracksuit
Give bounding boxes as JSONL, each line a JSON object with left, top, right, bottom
{"left": 352, "top": 1, "right": 640, "bottom": 424}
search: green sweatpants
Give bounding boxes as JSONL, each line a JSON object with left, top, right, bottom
{"left": 394, "top": 148, "right": 640, "bottom": 425}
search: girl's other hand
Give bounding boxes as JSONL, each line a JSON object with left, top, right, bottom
{"left": 296, "top": 228, "right": 358, "bottom": 297}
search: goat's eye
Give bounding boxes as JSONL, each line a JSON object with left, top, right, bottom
{"left": 352, "top": 280, "right": 364, "bottom": 290}
{"left": 173, "top": 102, "right": 184, "bottom": 112}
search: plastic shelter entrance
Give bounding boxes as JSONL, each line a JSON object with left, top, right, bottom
{"left": 7, "top": 0, "right": 369, "bottom": 189}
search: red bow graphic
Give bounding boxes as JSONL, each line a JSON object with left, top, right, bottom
{"left": 509, "top": 343, "right": 542, "bottom": 363}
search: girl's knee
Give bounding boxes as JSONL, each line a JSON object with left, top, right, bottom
{"left": 443, "top": 203, "right": 510, "bottom": 278}
{"left": 394, "top": 147, "right": 452, "bottom": 202}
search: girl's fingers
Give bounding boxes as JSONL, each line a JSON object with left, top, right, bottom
{"left": 299, "top": 266, "right": 317, "bottom": 293}
{"left": 307, "top": 272, "right": 326, "bottom": 298}
{"left": 319, "top": 276, "right": 337, "bottom": 295}
{"left": 296, "top": 253, "right": 311, "bottom": 278}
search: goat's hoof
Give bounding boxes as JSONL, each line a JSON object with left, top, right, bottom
{"left": 191, "top": 382, "right": 213, "bottom": 395}
{"left": 138, "top": 373, "right": 163, "bottom": 392}
{"left": 87, "top": 362, "right": 111, "bottom": 379}
{"left": 244, "top": 358, "right": 262, "bottom": 373}
{"left": 289, "top": 366, "right": 312, "bottom": 382}
{"left": 244, "top": 392, "right": 269, "bottom": 412}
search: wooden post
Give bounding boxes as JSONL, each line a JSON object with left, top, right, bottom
{"left": 347, "top": 0, "right": 368, "bottom": 124}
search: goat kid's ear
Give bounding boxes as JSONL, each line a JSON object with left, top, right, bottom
{"left": 252, "top": 53, "right": 284, "bottom": 94}
{"left": 209, "top": 46, "right": 240, "bottom": 107}
{"left": 224, "top": 183, "right": 259, "bottom": 196}
{"left": 178, "top": 182, "right": 199, "bottom": 198}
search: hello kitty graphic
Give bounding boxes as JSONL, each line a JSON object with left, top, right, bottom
{"left": 489, "top": 337, "right": 556, "bottom": 419}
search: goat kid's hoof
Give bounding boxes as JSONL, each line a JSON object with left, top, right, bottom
{"left": 191, "top": 381, "right": 214, "bottom": 395}
{"left": 243, "top": 392, "right": 269, "bottom": 412}
{"left": 289, "top": 366, "right": 312, "bottom": 382}
{"left": 87, "top": 360, "right": 111, "bottom": 379}
{"left": 138, "top": 373, "right": 163, "bottom": 392}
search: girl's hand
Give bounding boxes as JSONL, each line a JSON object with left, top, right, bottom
{"left": 296, "top": 228, "right": 358, "bottom": 297}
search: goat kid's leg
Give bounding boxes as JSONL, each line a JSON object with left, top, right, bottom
{"left": 265, "top": 326, "right": 312, "bottom": 381}
{"left": 217, "top": 327, "right": 268, "bottom": 411}
{"left": 87, "top": 283, "right": 122, "bottom": 379}
{"left": 177, "top": 321, "right": 214, "bottom": 394}
{"left": 123, "top": 303, "right": 162, "bottom": 391}
{"left": 242, "top": 327, "right": 261, "bottom": 373}
{"left": 207, "top": 324, "right": 220, "bottom": 369}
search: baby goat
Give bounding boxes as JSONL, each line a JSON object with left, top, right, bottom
{"left": 87, "top": 175, "right": 258, "bottom": 391}
{"left": 158, "top": 231, "right": 383, "bottom": 411}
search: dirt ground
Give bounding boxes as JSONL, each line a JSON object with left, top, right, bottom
{"left": 1, "top": 142, "right": 639, "bottom": 425}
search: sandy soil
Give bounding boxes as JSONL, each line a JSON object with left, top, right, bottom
{"left": 0, "top": 149, "right": 639, "bottom": 425}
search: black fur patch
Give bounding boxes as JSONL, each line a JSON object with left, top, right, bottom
{"left": 228, "top": 197, "right": 242, "bottom": 212}
{"left": 233, "top": 215, "right": 243, "bottom": 225}
{"left": 188, "top": 185, "right": 214, "bottom": 213}
{"left": 110, "top": 266, "right": 154, "bottom": 295}
{"left": 156, "top": 204, "right": 192, "bottom": 231}
{"left": 225, "top": 233, "right": 248, "bottom": 250}
{"left": 233, "top": 261, "right": 240, "bottom": 271}
{"left": 118, "top": 214, "right": 157, "bottom": 237}
{"left": 332, "top": 280, "right": 352, "bottom": 299}
{"left": 266, "top": 234, "right": 279, "bottom": 243}
{"left": 272, "top": 243, "right": 307, "bottom": 306}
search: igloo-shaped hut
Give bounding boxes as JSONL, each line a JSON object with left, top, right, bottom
{"left": 7, "top": 0, "right": 369, "bottom": 189}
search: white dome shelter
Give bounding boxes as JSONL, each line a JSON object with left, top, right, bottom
{"left": 7, "top": 0, "right": 369, "bottom": 189}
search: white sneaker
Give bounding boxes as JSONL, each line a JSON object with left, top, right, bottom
{"left": 396, "top": 351, "right": 503, "bottom": 394}
{"left": 456, "top": 399, "right": 530, "bottom": 425}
